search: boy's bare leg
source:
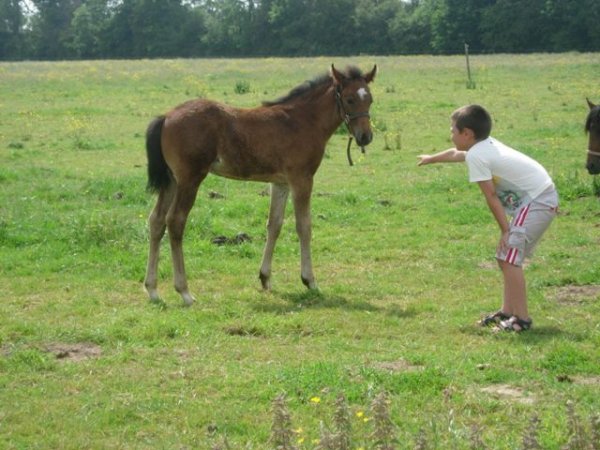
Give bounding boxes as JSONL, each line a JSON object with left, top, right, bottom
{"left": 497, "top": 259, "right": 529, "bottom": 319}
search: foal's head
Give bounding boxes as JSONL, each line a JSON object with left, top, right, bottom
{"left": 585, "top": 98, "right": 600, "bottom": 175}
{"left": 331, "top": 64, "right": 377, "bottom": 147}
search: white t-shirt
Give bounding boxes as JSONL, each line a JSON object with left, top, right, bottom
{"left": 465, "top": 137, "right": 554, "bottom": 215}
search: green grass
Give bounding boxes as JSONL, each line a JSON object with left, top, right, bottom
{"left": 1, "top": 54, "right": 599, "bottom": 449}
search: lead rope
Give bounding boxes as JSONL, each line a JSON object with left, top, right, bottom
{"left": 346, "top": 137, "right": 367, "bottom": 166}
{"left": 346, "top": 136, "right": 354, "bottom": 166}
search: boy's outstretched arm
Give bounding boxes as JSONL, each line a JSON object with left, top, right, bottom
{"left": 417, "top": 148, "right": 466, "bottom": 165}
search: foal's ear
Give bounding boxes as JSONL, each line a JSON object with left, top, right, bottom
{"left": 365, "top": 65, "right": 377, "bottom": 84}
{"left": 330, "top": 64, "right": 346, "bottom": 86}
{"left": 587, "top": 98, "right": 597, "bottom": 110}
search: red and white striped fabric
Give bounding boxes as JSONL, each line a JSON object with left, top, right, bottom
{"left": 504, "top": 204, "right": 531, "bottom": 265}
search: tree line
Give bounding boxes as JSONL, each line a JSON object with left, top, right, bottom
{"left": 1, "top": 0, "right": 599, "bottom": 60}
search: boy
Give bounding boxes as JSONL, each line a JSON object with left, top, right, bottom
{"left": 417, "top": 105, "right": 558, "bottom": 332}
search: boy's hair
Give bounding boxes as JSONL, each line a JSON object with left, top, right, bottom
{"left": 451, "top": 104, "right": 492, "bottom": 140}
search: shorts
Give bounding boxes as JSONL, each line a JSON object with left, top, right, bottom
{"left": 496, "top": 185, "right": 559, "bottom": 267}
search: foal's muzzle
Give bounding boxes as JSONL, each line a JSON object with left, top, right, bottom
{"left": 346, "top": 112, "right": 372, "bottom": 147}
{"left": 587, "top": 161, "right": 600, "bottom": 175}
{"left": 355, "top": 130, "right": 373, "bottom": 147}
{"left": 587, "top": 150, "right": 600, "bottom": 174}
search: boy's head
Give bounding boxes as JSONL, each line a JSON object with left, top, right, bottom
{"left": 450, "top": 104, "right": 492, "bottom": 150}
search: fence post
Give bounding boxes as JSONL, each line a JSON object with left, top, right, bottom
{"left": 464, "top": 42, "right": 476, "bottom": 89}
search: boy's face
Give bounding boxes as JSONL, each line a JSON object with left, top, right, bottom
{"left": 451, "top": 121, "right": 476, "bottom": 151}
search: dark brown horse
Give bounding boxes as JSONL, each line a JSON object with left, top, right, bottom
{"left": 585, "top": 98, "right": 600, "bottom": 175}
{"left": 144, "top": 65, "right": 377, "bottom": 305}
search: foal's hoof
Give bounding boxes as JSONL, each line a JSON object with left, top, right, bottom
{"left": 145, "top": 285, "right": 160, "bottom": 302}
{"left": 259, "top": 272, "right": 271, "bottom": 291}
{"left": 181, "top": 293, "right": 195, "bottom": 307}
{"left": 301, "top": 276, "right": 317, "bottom": 290}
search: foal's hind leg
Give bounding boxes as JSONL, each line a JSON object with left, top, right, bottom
{"left": 259, "top": 183, "right": 289, "bottom": 290}
{"left": 144, "top": 184, "right": 176, "bottom": 302}
{"left": 167, "top": 175, "right": 206, "bottom": 306}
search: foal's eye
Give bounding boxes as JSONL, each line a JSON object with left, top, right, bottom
{"left": 346, "top": 98, "right": 355, "bottom": 105}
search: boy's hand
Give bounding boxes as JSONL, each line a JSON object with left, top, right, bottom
{"left": 417, "top": 155, "right": 432, "bottom": 166}
{"left": 497, "top": 231, "right": 510, "bottom": 253}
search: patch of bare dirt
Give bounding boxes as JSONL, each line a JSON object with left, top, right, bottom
{"left": 572, "top": 375, "right": 600, "bottom": 385}
{"left": 553, "top": 285, "right": 600, "bottom": 305}
{"left": 44, "top": 343, "right": 102, "bottom": 362}
{"left": 477, "top": 261, "right": 497, "bottom": 270}
{"left": 372, "top": 359, "right": 424, "bottom": 373}
{"left": 557, "top": 375, "right": 600, "bottom": 386}
{"left": 479, "top": 384, "right": 535, "bottom": 404}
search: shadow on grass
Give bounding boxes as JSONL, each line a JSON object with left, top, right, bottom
{"left": 461, "top": 324, "right": 574, "bottom": 342}
{"left": 251, "top": 289, "right": 373, "bottom": 314}
{"left": 252, "top": 289, "right": 419, "bottom": 319}
{"left": 516, "top": 326, "right": 593, "bottom": 344}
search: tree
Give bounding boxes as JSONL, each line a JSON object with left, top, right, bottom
{"left": 29, "top": 0, "right": 82, "bottom": 59}
{"left": 429, "top": 0, "right": 495, "bottom": 54}
{"left": 246, "top": 0, "right": 275, "bottom": 56}
{"left": 101, "top": 0, "right": 134, "bottom": 57}
{"left": 0, "top": 0, "right": 25, "bottom": 58}
{"left": 266, "top": 0, "right": 310, "bottom": 55}
{"left": 388, "top": 0, "right": 433, "bottom": 54}
{"left": 201, "top": 0, "right": 253, "bottom": 56}
{"left": 176, "top": 6, "right": 207, "bottom": 57}
{"left": 129, "top": 0, "right": 190, "bottom": 57}
{"left": 66, "top": 0, "right": 111, "bottom": 58}
{"left": 304, "top": 0, "right": 356, "bottom": 55}
{"left": 2, "top": 0, "right": 600, "bottom": 60}
{"left": 540, "top": 0, "right": 600, "bottom": 52}
{"left": 266, "top": 0, "right": 357, "bottom": 56}
{"left": 480, "top": 0, "right": 551, "bottom": 53}
{"left": 352, "top": 0, "right": 403, "bottom": 55}
{"left": 103, "top": 0, "right": 193, "bottom": 58}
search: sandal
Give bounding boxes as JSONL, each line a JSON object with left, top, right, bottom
{"left": 478, "top": 311, "right": 511, "bottom": 327}
{"left": 499, "top": 316, "right": 532, "bottom": 332}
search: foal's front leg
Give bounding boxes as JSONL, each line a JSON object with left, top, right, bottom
{"left": 291, "top": 177, "right": 317, "bottom": 289}
{"left": 259, "top": 183, "right": 289, "bottom": 290}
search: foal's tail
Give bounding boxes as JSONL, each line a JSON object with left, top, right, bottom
{"left": 145, "top": 115, "right": 171, "bottom": 193}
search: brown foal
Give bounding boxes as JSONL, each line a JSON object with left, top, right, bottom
{"left": 585, "top": 98, "right": 600, "bottom": 175}
{"left": 144, "top": 65, "right": 377, "bottom": 305}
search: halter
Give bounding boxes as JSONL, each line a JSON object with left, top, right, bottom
{"left": 588, "top": 150, "right": 600, "bottom": 157}
{"left": 335, "top": 86, "right": 370, "bottom": 166}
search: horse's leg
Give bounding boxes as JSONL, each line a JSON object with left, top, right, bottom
{"left": 291, "top": 177, "right": 317, "bottom": 289}
{"left": 144, "top": 183, "right": 176, "bottom": 302}
{"left": 259, "top": 183, "right": 290, "bottom": 290}
{"left": 167, "top": 175, "right": 206, "bottom": 306}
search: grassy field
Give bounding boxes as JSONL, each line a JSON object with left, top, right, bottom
{"left": 0, "top": 54, "right": 599, "bottom": 449}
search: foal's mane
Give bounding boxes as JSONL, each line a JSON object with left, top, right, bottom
{"left": 263, "top": 66, "right": 366, "bottom": 107}
{"left": 585, "top": 105, "right": 600, "bottom": 134}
